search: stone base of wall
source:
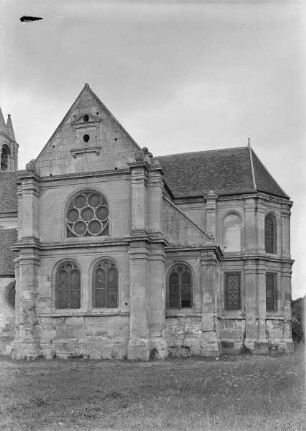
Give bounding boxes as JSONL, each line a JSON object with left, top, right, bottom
{"left": 150, "top": 337, "right": 168, "bottom": 359}
{"left": 8, "top": 314, "right": 294, "bottom": 360}
{"left": 165, "top": 316, "right": 219, "bottom": 358}
{"left": 11, "top": 339, "right": 42, "bottom": 360}
{"left": 127, "top": 338, "right": 150, "bottom": 361}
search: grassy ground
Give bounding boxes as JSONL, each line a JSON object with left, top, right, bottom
{"left": 0, "top": 349, "right": 305, "bottom": 431}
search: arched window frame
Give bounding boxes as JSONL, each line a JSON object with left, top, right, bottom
{"left": 265, "top": 213, "right": 277, "bottom": 254}
{"left": 54, "top": 260, "right": 81, "bottom": 309}
{"left": 222, "top": 211, "right": 242, "bottom": 253}
{"left": 1, "top": 143, "right": 11, "bottom": 171}
{"left": 92, "top": 258, "right": 119, "bottom": 309}
{"left": 65, "top": 189, "right": 109, "bottom": 238}
{"left": 4, "top": 281, "right": 16, "bottom": 310}
{"left": 167, "top": 263, "right": 193, "bottom": 309}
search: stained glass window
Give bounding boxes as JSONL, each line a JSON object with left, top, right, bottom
{"left": 266, "top": 274, "right": 276, "bottom": 311}
{"left": 93, "top": 260, "right": 118, "bottom": 308}
{"left": 168, "top": 264, "right": 192, "bottom": 309}
{"left": 66, "top": 190, "right": 109, "bottom": 237}
{"left": 265, "top": 215, "right": 276, "bottom": 254}
{"left": 225, "top": 273, "right": 241, "bottom": 310}
{"left": 55, "top": 261, "right": 81, "bottom": 309}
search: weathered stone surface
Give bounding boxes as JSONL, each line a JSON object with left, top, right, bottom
{"left": 0, "top": 85, "right": 294, "bottom": 360}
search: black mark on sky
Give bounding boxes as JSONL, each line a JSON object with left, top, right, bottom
{"left": 20, "top": 16, "right": 43, "bottom": 23}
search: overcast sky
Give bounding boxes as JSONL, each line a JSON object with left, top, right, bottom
{"left": 0, "top": 0, "right": 305, "bottom": 298}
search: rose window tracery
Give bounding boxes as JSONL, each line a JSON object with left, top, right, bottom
{"left": 66, "top": 190, "right": 109, "bottom": 237}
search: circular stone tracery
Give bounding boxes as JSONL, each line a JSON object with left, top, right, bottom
{"left": 66, "top": 191, "right": 109, "bottom": 237}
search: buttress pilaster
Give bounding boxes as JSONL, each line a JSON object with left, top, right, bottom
{"left": 128, "top": 241, "right": 150, "bottom": 360}
{"left": 200, "top": 250, "right": 220, "bottom": 356}
{"left": 12, "top": 253, "right": 41, "bottom": 359}
{"left": 148, "top": 244, "right": 167, "bottom": 359}
{"left": 129, "top": 162, "right": 149, "bottom": 233}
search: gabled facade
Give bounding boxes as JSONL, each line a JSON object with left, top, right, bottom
{"left": 0, "top": 85, "right": 294, "bottom": 359}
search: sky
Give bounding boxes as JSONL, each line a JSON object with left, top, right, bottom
{"left": 0, "top": 0, "right": 305, "bottom": 298}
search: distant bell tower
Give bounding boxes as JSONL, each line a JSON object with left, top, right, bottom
{"left": 0, "top": 107, "right": 18, "bottom": 171}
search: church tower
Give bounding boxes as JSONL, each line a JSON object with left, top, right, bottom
{"left": 0, "top": 107, "right": 18, "bottom": 171}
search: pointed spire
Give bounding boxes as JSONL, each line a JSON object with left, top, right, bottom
{"left": 0, "top": 107, "right": 6, "bottom": 129}
{"left": 6, "top": 114, "right": 15, "bottom": 140}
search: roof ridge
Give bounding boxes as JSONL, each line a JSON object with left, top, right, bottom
{"left": 156, "top": 146, "right": 248, "bottom": 159}
{"left": 248, "top": 143, "right": 257, "bottom": 191}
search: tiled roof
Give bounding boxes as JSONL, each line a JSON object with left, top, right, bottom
{"left": 0, "top": 172, "right": 18, "bottom": 213}
{"left": 157, "top": 147, "right": 289, "bottom": 199}
{"left": 0, "top": 229, "right": 17, "bottom": 275}
{"left": 251, "top": 150, "right": 288, "bottom": 199}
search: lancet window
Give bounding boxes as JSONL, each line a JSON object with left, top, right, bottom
{"left": 55, "top": 261, "right": 81, "bottom": 309}
{"left": 93, "top": 259, "right": 118, "bottom": 308}
{"left": 168, "top": 264, "right": 192, "bottom": 309}
{"left": 265, "top": 214, "right": 276, "bottom": 254}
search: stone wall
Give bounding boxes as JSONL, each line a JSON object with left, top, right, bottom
{"left": 38, "top": 315, "right": 130, "bottom": 359}
{"left": 165, "top": 316, "right": 202, "bottom": 357}
{"left": 38, "top": 174, "right": 131, "bottom": 243}
{"left": 162, "top": 197, "right": 211, "bottom": 246}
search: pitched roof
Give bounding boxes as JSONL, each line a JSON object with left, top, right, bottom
{"left": 0, "top": 228, "right": 17, "bottom": 275}
{"left": 157, "top": 147, "right": 289, "bottom": 199}
{"left": 0, "top": 172, "right": 18, "bottom": 213}
{"left": 251, "top": 149, "right": 288, "bottom": 198}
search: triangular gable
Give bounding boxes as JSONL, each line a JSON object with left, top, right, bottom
{"left": 35, "top": 84, "right": 141, "bottom": 177}
{"left": 162, "top": 196, "right": 213, "bottom": 246}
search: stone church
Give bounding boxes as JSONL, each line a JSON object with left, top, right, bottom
{"left": 0, "top": 84, "right": 294, "bottom": 360}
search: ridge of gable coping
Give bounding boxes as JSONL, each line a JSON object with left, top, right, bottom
{"left": 163, "top": 195, "right": 214, "bottom": 242}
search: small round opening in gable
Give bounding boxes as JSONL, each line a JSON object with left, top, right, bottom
{"left": 83, "top": 134, "right": 90, "bottom": 143}
{"left": 83, "top": 114, "right": 89, "bottom": 122}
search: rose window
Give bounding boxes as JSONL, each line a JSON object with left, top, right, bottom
{"left": 66, "top": 190, "right": 109, "bottom": 237}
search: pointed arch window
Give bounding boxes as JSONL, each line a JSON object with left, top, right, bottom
{"left": 265, "top": 214, "right": 276, "bottom": 254}
{"left": 93, "top": 260, "right": 118, "bottom": 308}
{"left": 1, "top": 144, "right": 11, "bottom": 171}
{"left": 168, "top": 264, "right": 192, "bottom": 309}
{"left": 66, "top": 190, "right": 109, "bottom": 237}
{"left": 55, "top": 261, "right": 81, "bottom": 309}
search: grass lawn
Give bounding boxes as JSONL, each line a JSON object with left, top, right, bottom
{"left": 0, "top": 349, "right": 305, "bottom": 431}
